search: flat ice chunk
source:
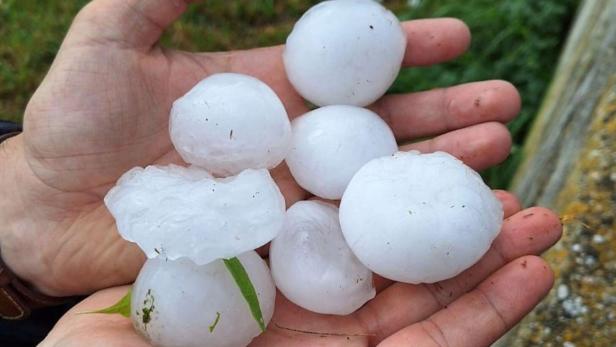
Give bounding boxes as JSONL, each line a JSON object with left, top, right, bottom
{"left": 105, "top": 165, "right": 285, "bottom": 264}
{"left": 340, "top": 151, "right": 503, "bottom": 284}
{"left": 270, "top": 200, "right": 375, "bottom": 315}
{"left": 170, "top": 73, "right": 292, "bottom": 177}
{"left": 131, "top": 251, "right": 275, "bottom": 347}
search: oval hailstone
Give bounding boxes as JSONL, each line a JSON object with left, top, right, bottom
{"left": 340, "top": 151, "right": 503, "bottom": 284}
{"left": 283, "top": 0, "right": 407, "bottom": 106}
{"left": 270, "top": 201, "right": 375, "bottom": 315}
{"left": 170, "top": 73, "right": 291, "bottom": 176}
{"left": 104, "top": 165, "right": 285, "bottom": 265}
{"left": 132, "top": 251, "right": 275, "bottom": 347}
{"left": 285, "top": 105, "right": 397, "bottom": 199}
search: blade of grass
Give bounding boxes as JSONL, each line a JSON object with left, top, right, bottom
{"left": 83, "top": 288, "right": 131, "bottom": 318}
{"left": 223, "top": 257, "right": 266, "bottom": 332}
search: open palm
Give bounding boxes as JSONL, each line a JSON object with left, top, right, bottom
{"left": 0, "top": 1, "right": 562, "bottom": 346}
{"left": 41, "top": 201, "right": 561, "bottom": 347}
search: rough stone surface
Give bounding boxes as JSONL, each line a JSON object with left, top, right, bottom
{"left": 502, "top": 2, "right": 616, "bottom": 345}
{"left": 503, "top": 79, "right": 616, "bottom": 347}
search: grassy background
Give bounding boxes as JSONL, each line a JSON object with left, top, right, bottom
{"left": 0, "top": 0, "right": 578, "bottom": 188}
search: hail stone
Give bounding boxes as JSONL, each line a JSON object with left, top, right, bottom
{"left": 131, "top": 251, "right": 275, "bottom": 347}
{"left": 340, "top": 151, "right": 503, "bottom": 284}
{"left": 285, "top": 105, "right": 397, "bottom": 199}
{"left": 270, "top": 200, "right": 375, "bottom": 315}
{"left": 170, "top": 73, "right": 291, "bottom": 176}
{"left": 284, "top": 0, "right": 407, "bottom": 106}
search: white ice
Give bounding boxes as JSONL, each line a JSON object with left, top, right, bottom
{"left": 169, "top": 73, "right": 291, "bottom": 176}
{"left": 104, "top": 165, "right": 285, "bottom": 265}
{"left": 131, "top": 251, "right": 276, "bottom": 347}
{"left": 283, "top": 0, "right": 407, "bottom": 106}
{"left": 339, "top": 151, "right": 503, "bottom": 283}
{"left": 285, "top": 105, "right": 397, "bottom": 199}
{"left": 270, "top": 200, "right": 375, "bottom": 315}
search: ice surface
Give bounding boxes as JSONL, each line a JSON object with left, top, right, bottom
{"left": 284, "top": 0, "right": 406, "bottom": 106}
{"left": 270, "top": 200, "right": 375, "bottom": 315}
{"left": 104, "top": 165, "right": 285, "bottom": 264}
{"left": 169, "top": 73, "right": 291, "bottom": 176}
{"left": 131, "top": 251, "right": 275, "bottom": 347}
{"left": 339, "top": 151, "right": 504, "bottom": 283}
{"left": 285, "top": 105, "right": 397, "bottom": 199}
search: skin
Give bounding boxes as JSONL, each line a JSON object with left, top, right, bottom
{"left": 0, "top": 1, "right": 562, "bottom": 346}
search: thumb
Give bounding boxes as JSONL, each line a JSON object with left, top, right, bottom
{"left": 67, "top": 0, "right": 197, "bottom": 50}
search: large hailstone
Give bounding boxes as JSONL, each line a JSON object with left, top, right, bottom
{"left": 283, "top": 0, "right": 407, "bottom": 106}
{"left": 169, "top": 73, "right": 292, "bottom": 176}
{"left": 104, "top": 165, "right": 285, "bottom": 265}
{"left": 285, "top": 105, "right": 397, "bottom": 199}
{"left": 270, "top": 201, "right": 375, "bottom": 315}
{"left": 339, "top": 151, "right": 503, "bottom": 284}
{"left": 131, "top": 251, "right": 275, "bottom": 347}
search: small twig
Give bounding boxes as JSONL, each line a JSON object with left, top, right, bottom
{"left": 274, "top": 323, "right": 375, "bottom": 337}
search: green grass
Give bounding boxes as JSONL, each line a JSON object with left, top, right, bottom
{"left": 392, "top": 0, "right": 579, "bottom": 188}
{"left": 0, "top": 0, "right": 578, "bottom": 188}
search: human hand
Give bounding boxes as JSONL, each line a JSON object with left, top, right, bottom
{"left": 39, "top": 198, "right": 562, "bottom": 347}
{"left": 0, "top": 0, "right": 521, "bottom": 297}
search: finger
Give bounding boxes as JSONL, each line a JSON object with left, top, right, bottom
{"left": 355, "top": 207, "right": 561, "bottom": 344}
{"left": 270, "top": 162, "right": 310, "bottom": 207}
{"left": 494, "top": 190, "right": 522, "bottom": 218}
{"left": 40, "top": 286, "right": 149, "bottom": 347}
{"left": 372, "top": 80, "right": 521, "bottom": 140}
{"left": 401, "top": 18, "right": 471, "bottom": 66}
{"left": 192, "top": 17, "right": 472, "bottom": 116}
{"left": 377, "top": 256, "right": 554, "bottom": 347}
{"left": 400, "top": 122, "right": 512, "bottom": 171}
{"left": 203, "top": 16, "right": 471, "bottom": 76}
{"left": 68, "top": 0, "right": 194, "bottom": 49}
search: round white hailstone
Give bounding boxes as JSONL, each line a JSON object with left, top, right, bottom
{"left": 104, "top": 164, "right": 285, "bottom": 265}
{"left": 270, "top": 201, "right": 375, "bottom": 315}
{"left": 169, "top": 73, "right": 291, "bottom": 176}
{"left": 283, "top": 0, "right": 407, "bottom": 106}
{"left": 285, "top": 105, "right": 397, "bottom": 199}
{"left": 339, "top": 151, "right": 503, "bottom": 284}
{"left": 131, "top": 251, "right": 275, "bottom": 347}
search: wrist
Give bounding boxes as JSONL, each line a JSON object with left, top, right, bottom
{"left": 0, "top": 133, "right": 75, "bottom": 319}
{"left": 0, "top": 134, "right": 56, "bottom": 296}
{"left": 0, "top": 134, "right": 26, "bottom": 240}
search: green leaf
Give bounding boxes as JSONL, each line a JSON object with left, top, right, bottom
{"left": 85, "top": 289, "right": 132, "bottom": 318}
{"left": 209, "top": 311, "right": 221, "bottom": 333}
{"left": 223, "top": 257, "right": 266, "bottom": 332}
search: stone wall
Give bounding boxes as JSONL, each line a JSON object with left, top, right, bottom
{"left": 499, "top": 1, "right": 616, "bottom": 346}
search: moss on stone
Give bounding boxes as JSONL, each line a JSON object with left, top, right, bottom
{"left": 509, "top": 81, "right": 616, "bottom": 347}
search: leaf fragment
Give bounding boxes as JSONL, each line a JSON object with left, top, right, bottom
{"left": 209, "top": 311, "right": 221, "bottom": 333}
{"left": 84, "top": 288, "right": 132, "bottom": 318}
{"left": 223, "top": 257, "right": 266, "bottom": 332}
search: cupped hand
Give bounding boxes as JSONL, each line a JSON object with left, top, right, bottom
{"left": 40, "top": 199, "right": 562, "bottom": 347}
{"left": 1, "top": 0, "right": 520, "bottom": 298}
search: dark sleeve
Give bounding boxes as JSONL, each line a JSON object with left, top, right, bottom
{"left": 0, "top": 300, "right": 82, "bottom": 347}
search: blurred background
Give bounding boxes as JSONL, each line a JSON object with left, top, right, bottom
{"left": 0, "top": 0, "right": 579, "bottom": 189}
